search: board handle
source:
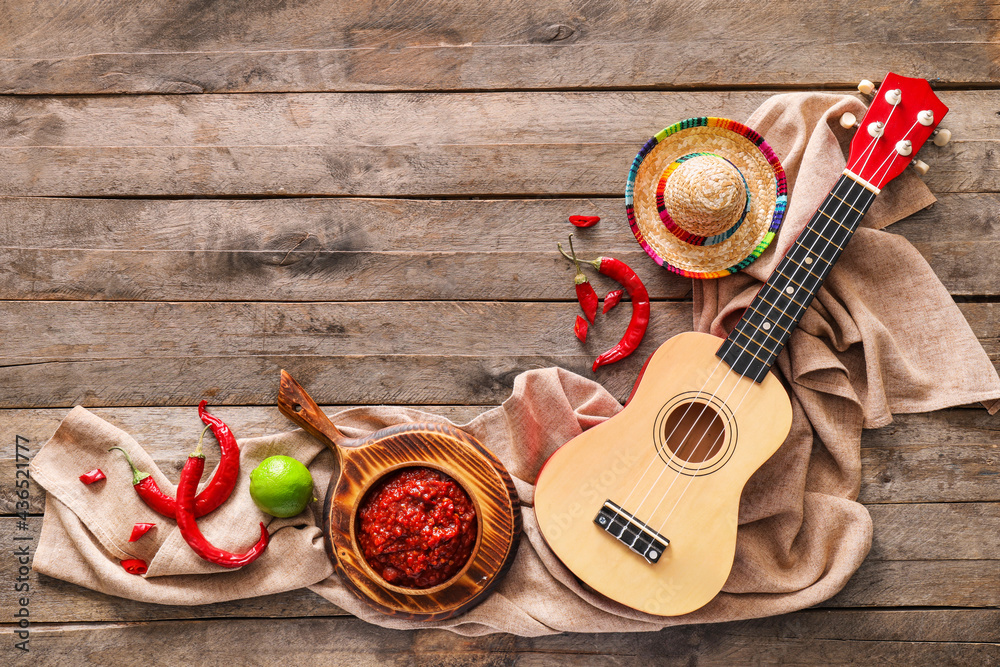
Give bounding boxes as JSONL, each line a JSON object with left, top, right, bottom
{"left": 278, "top": 369, "right": 350, "bottom": 451}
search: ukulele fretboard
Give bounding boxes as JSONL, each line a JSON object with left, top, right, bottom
{"left": 716, "top": 174, "right": 877, "bottom": 382}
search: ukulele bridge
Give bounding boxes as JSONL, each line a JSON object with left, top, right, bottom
{"left": 594, "top": 500, "right": 669, "bottom": 563}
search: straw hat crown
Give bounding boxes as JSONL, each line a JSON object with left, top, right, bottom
{"left": 626, "top": 117, "right": 787, "bottom": 279}
{"left": 663, "top": 154, "right": 747, "bottom": 238}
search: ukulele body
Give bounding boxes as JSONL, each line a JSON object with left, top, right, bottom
{"left": 533, "top": 331, "right": 792, "bottom": 616}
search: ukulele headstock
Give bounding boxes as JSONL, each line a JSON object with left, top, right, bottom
{"left": 845, "top": 72, "right": 949, "bottom": 191}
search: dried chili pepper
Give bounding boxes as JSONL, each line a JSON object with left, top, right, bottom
{"left": 569, "top": 215, "right": 600, "bottom": 227}
{"left": 129, "top": 522, "right": 156, "bottom": 542}
{"left": 120, "top": 558, "right": 148, "bottom": 575}
{"left": 558, "top": 243, "right": 650, "bottom": 371}
{"left": 574, "top": 316, "right": 588, "bottom": 342}
{"left": 567, "top": 234, "right": 598, "bottom": 323}
{"left": 176, "top": 435, "right": 268, "bottom": 569}
{"left": 79, "top": 468, "right": 106, "bottom": 485}
{"left": 108, "top": 401, "right": 240, "bottom": 519}
{"left": 602, "top": 289, "right": 624, "bottom": 313}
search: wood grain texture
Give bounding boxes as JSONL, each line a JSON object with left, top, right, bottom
{"left": 0, "top": 301, "right": 692, "bottom": 408}
{"left": 3, "top": 611, "right": 996, "bottom": 666}
{"left": 326, "top": 424, "right": 520, "bottom": 620}
{"left": 3, "top": 193, "right": 1000, "bottom": 301}
{"left": 3, "top": 300, "right": 998, "bottom": 409}
{"left": 535, "top": 331, "right": 794, "bottom": 615}
{"left": 0, "top": 90, "right": 989, "bottom": 198}
{"left": 0, "top": 0, "right": 995, "bottom": 656}
{"left": 277, "top": 370, "right": 520, "bottom": 620}
{"left": 0, "top": 1, "right": 997, "bottom": 94}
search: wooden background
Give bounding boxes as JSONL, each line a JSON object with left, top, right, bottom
{"left": 1, "top": 1, "right": 998, "bottom": 663}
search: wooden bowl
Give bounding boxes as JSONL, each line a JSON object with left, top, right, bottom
{"left": 277, "top": 370, "right": 521, "bottom": 620}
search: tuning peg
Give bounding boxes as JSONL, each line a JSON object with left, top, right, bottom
{"left": 858, "top": 79, "right": 875, "bottom": 96}
{"left": 839, "top": 112, "right": 857, "bottom": 129}
{"left": 911, "top": 159, "right": 929, "bottom": 176}
{"left": 932, "top": 128, "right": 952, "bottom": 147}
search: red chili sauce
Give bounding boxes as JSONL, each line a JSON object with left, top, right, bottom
{"left": 357, "top": 467, "right": 477, "bottom": 589}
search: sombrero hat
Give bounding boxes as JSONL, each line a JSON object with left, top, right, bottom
{"left": 625, "top": 117, "right": 787, "bottom": 279}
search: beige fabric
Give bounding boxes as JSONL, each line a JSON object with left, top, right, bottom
{"left": 30, "top": 93, "right": 1000, "bottom": 636}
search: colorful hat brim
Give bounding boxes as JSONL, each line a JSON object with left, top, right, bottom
{"left": 625, "top": 117, "right": 787, "bottom": 279}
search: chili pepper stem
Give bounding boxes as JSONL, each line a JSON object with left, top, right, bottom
{"left": 108, "top": 446, "right": 151, "bottom": 485}
{"left": 565, "top": 234, "right": 589, "bottom": 284}
{"left": 193, "top": 423, "right": 211, "bottom": 458}
{"left": 558, "top": 241, "right": 601, "bottom": 270}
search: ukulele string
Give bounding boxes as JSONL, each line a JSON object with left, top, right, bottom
{"left": 648, "top": 178, "right": 878, "bottom": 537}
{"left": 611, "top": 355, "right": 729, "bottom": 533}
{"left": 857, "top": 93, "right": 901, "bottom": 177}
{"left": 648, "top": 110, "right": 924, "bottom": 543}
{"left": 866, "top": 120, "right": 920, "bottom": 190}
{"left": 623, "top": 99, "right": 893, "bottom": 552}
{"left": 622, "top": 176, "right": 874, "bottom": 552}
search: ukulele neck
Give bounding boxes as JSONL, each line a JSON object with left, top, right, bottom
{"left": 716, "top": 173, "right": 878, "bottom": 382}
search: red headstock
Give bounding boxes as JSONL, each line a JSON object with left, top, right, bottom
{"left": 846, "top": 72, "right": 948, "bottom": 191}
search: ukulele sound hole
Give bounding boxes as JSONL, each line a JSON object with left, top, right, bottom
{"left": 662, "top": 402, "right": 726, "bottom": 464}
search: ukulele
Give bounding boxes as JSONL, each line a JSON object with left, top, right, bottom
{"left": 533, "top": 73, "right": 948, "bottom": 616}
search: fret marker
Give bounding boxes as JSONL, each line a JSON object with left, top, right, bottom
{"left": 785, "top": 286, "right": 794, "bottom": 295}
{"left": 762, "top": 322, "right": 771, "bottom": 330}
{"left": 804, "top": 257, "right": 813, "bottom": 265}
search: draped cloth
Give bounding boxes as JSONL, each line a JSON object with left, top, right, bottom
{"left": 31, "top": 93, "right": 1000, "bottom": 636}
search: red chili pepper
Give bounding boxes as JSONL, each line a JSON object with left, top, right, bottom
{"left": 602, "top": 289, "right": 624, "bottom": 313}
{"left": 559, "top": 242, "right": 650, "bottom": 371}
{"left": 79, "top": 468, "right": 106, "bottom": 485}
{"left": 108, "top": 401, "right": 240, "bottom": 519}
{"left": 567, "top": 235, "right": 598, "bottom": 323}
{"left": 121, "top": 558, "right": 148, "bottom": 575}
{"left": 574, "top": 315, "right": 589, "bottom": 342}
{"left": 175, "top": 437, "right": 268, "bottom": 569}
{"left": 194, "top": 400, "right": 242, "bottom": 515}
{"left": 129, "top": 522, "right": 156, "bottom": 542}
{"left": 569, "top": 215, "right": 600, "bottom": 227}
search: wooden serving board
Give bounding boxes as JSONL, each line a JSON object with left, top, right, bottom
{"left": 277, "top": 370, "right": 521, "bottom": 620}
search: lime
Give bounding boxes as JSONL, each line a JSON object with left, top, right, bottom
{"left": 249, "top": 455, "right": 315, "bottom": 518}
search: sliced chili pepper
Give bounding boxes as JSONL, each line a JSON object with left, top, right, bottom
{"left": 108, "top": 401, "right": 240, "bottom": 519}
{"left": 121, "top": 558, "right": 148, "bottom": 575}
{"left": 602, "top": 289, "right": 624, "bottom": 313}
{"left": 558, "top": 243, "right": 650, "bottom": 371}
{"left": 79, "top": 468, "right": 106, "bottom": 485}
{"left": 574, "top": 315, "right": 588, "bottom": 342}
{"left": 569, "top": 215, "right": 600, "bottom": 227}
{"left": 567, "top": 234, "right": 598, "bottom": 323}
{"left": 176, "top": 436, "right": 268, "bottom": 569}
{"left": 129, "top": 522, "right": 156, "bottom": 542}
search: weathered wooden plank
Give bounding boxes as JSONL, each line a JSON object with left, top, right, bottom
{"left": 867, "top": 503, "right": 999, "bottom": 560}
{"left": 824, "top": 559, "right": 1000, "bottom": 608}
{"left": 0, "top": 0, "right": 997, "bottom": 94}
{"left": 3, "top": 300, "right": 999, "bottom": 408}
{"left": 1, "top": 301, "right": 692, "bottom": 360}
{"left": 0, "top": 91, "right": 988, "bottom": 197}
{"left": 4, "top": 612, "right": 997, "bottom": 665}
{"left": 3, "top": 193, "right": 1000, "bottom": 300}
{"left": 860, "top": 407, "right": 1000, "bottom": 504}
{"left": 0, "top": 301, "right": 690, "bottom": 408}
